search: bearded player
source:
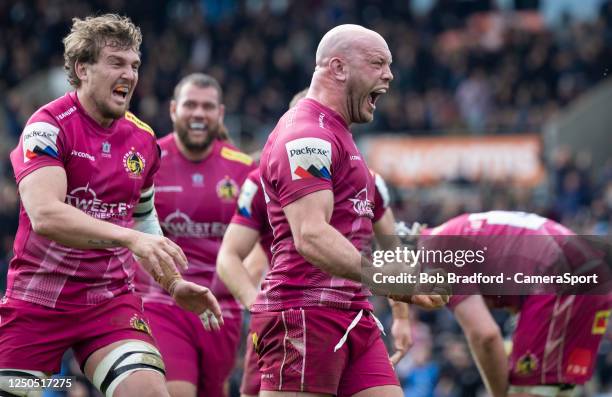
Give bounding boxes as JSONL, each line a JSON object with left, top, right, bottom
{"left": 134, "top": 73, "right": 255, "bottom": 397}
{"left": 0, "top": 15, "right": 221, "bottom": 397}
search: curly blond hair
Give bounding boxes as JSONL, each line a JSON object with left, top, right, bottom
{"left": 63, "top": 14, "right": 142, "bottom": 88}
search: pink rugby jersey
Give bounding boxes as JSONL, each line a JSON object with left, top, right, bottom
{"left": 230, "top": 168, "right": 390, "bottom": 264}
{"left": 252, "top": 98, "right": 376, "bottom": 313}
{"left": 134, "top": 136, "right": 255, "bottom": 314}
{"left": 430, "top": 211, "right": 579, "bottom": 310}
{"left": 9, "top": 91, "right": 160, "bottom": 309}
{"left": 230, "top": 168, "right": 274, "bottom": 262}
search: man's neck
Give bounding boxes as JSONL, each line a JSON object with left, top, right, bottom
{"left": 76, "top": 88, "right": 113, "bottom": 128}
{"left": 173, "top": 133, "right": 215, "bottom": 162}
{"left": 307, "top": 80, "right": 351, "bottom": 126}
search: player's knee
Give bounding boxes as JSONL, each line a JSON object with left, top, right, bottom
{"left": 167, "top": 380, "right": 197, "bottom": 397}
{"left": 90, "top": 341, "right": 166, "bottom": 397}
{"left": 0, "top": 369, "right": 47, "bottom": 397}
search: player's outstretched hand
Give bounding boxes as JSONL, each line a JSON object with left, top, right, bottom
{"left": 389, "top": 317, "right": 413, "bottom": 365}
{"left": 171, "top": 279, "right": 224, "bottom": 330}
{"left": 129, "top": 232, "right": 188, "bottom": 280}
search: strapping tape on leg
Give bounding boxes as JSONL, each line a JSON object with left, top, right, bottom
{"left": 92, "top": 341, "right": 165, "bottom": 397}
{"left": 509, "top": 384, "right": 576, "bottom": 397}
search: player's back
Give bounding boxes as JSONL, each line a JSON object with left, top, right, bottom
{"left": 431, "top": 211, "right": 604, "bottom": 309}
{"left": 256, "top": 98, "right": 375, "bottom": 312}
{"left": 9, "top": 92, "right": 160, "bottom": 309}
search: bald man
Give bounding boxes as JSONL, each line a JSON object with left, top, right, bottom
{"left": 251, "top": 25, "right": 443, "bottom": 397}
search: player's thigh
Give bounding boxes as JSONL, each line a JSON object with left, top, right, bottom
{"left": 167, "top": 380, "right": 197, "bottom": 397}
{"left": 350, "top": 385, "right": 404, "bottom": 397}
{"left": 144, "top": 302, "right": 199, "bottom": 386}
{"left": 241, "top": 394, "right": 259, "bottom": 397}
{"left": 83, "top": 339, "right": 167, "bottom": 397}
{"left": 0, "top": 297, "right": 73, "bottom": 374}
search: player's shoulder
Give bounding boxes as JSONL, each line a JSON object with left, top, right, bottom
{"left": 26, "top": 93, "right": 76, "bottom": 128}
{"left": 122, "top": 111, "right": 156, "bottom": 140}
{"left": 276, "top": 102, "right": 336, "bottom": 140}
{"left": 156, "top": 133, "right": 175, "bottom": 149}
{"left": 218, "top": 141, "right": 254, "bottom": 167}
{"left": 247, "top": 167, "right": 261, "bottom": 181}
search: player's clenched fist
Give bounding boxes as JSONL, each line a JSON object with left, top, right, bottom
{"left": 389, "top": 268, "right": 451, "bottom": 309}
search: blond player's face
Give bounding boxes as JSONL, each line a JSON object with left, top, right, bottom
{"left": 346, "top": 36, "right": 393, "bottom": 123}
{"left": 171, "top": 83, "right": 225, "bottom": 152}
{"left": 84, "top": 45, "right": 140, "bottom": 120}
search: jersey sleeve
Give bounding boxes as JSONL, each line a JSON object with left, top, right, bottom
{"left": 11, "top": 112, "right": 66, "bottom": 184}
{"left": 372, "top": 172, "right": 391, "bottom": 223}
{"left": 231, "top": 174, "right": 266, "bottom": 232}
{"left": 267, "top": 132, "right": 337, "bottom": 207}
{"left": 447, "top": 294, "right": 471, "bottom": 310}
{"left": 143, "top": 142, "right": 161, "bottom": 190}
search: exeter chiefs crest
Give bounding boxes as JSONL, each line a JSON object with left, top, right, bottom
{"left": 216, "top": 176, "right": 239, "bottom": 202}
{"left": 130, "top": 314, "right": 152, "bottom": 335}
{"left": 123, "top": 147, "right": 146, "bottom": 178}
{"left": 515, "top": 352, "right": 538, "bottom": 376}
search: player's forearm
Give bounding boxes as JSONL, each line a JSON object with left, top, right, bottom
{"left": 296, "top": 223, "right": 420, "bottom": 295}
{"left": 217, "top": 249, "right": 259, "bottom": 308}
{"left": 295, "top": 221, "right": 365, "bottom": 282}
{"left": 389, "top": 299, "right": 409, "bottom": 319}
{"left": 467, "top": 333, "right": 509, "bottom": 397}
{"left": 243, "top": 245, "right": 269, "bottom": 285}
{"left": 373, "top": 209, "right": 401, "bottom": 251}
{"left": 30, "top": 201, "right": 137, "bottom": 249}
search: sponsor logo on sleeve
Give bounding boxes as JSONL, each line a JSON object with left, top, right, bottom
{"left": 237, "top": 178, "right": 259, "bottom": 218}
{"left": 22, "top": 122, "right": 60, "bottom": 162}
{"left": 592, "top": 310, "right": 611, "bottom": 335}
{"left": 285, "top": 137, "right": 332, "bottom": 181}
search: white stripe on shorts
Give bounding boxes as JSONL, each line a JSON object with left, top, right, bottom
{"left": 279, "top": 310, "right": 289, "bottom": 390}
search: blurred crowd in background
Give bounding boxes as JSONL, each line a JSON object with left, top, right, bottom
{"left": 1, "top": 0, "right": 611, "bottom": 396}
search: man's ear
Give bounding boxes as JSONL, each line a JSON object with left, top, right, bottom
{"left": 218, "top": 104, "right": 225, "bottom": 123}
{"left": 169, "top": 100, "right": 177, "bottom": 123}
{"left": 75, "top": 61, "right": 88, "bottom": 84}
{"left": 329, "top": 57, "right": 347, "bottom": 82}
